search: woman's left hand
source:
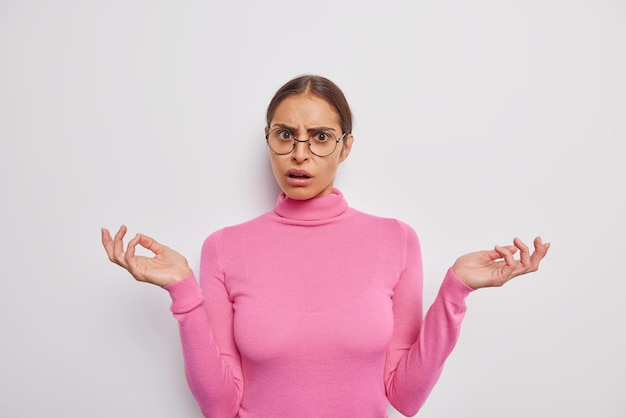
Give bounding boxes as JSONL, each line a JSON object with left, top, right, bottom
{"left": 451, "top": 236, "right": 550, "bottom": 289}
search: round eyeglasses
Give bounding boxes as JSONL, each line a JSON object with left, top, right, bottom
{"left": 266, "top": 128, "right": 347, "bottom": 157}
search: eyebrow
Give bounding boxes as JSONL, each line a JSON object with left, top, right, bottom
{"left": 271, "top": 123, "right": 338, "bottom": 133}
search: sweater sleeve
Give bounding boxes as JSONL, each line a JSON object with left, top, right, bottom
{"left": 164, "top": 230, "right": 243, "bottom": 417}
{"left": 384, "top": 223, "right": 473, "bottom": 416}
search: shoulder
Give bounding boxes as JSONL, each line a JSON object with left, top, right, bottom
{"left": 350, "top": 208, "right": 417, "bottom": 233}
{"left": 201, "top": 211, "right": 272, "bottom": 249}
{"left": 350, "top": 208, "right": 420, "bottom": 244}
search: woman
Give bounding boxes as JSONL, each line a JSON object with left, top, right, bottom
{"left": 101, "top": 75, "right": 550, "bottom": 417}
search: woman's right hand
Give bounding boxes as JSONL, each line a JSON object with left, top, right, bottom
{"left": 101, "top": 225, "right": 191, "bottom": 287}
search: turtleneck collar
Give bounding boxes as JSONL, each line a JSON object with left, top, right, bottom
{"left": 272, "top": 188, "right": 351, "bottom": 225}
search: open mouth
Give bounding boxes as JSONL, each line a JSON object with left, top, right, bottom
{"left": 288, "top": 173, "right": 311, "bottom": 179}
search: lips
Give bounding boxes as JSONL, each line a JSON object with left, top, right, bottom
{"left": 286, "top": 169, "right": 313, "bottom": 187}
{"left": 287, "top": 169, "right": 312, "bottom": 179}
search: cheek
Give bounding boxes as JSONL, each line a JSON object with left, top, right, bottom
{"left": 328, "top": 154, "right": 343, "bottom": 169}
{"left": 269, "top": 155, "right": 286, "bottom": 181}
{"left": 320, "top": 159, "right": 340, "bottom": 178}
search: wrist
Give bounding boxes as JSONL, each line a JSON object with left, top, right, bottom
{"left": 172, "top": 266, "right": 192, "bottom": 283}
{"left": 450, "top": 264, "right": 478, "bottom": 289}
{"left": 157, "top": 267, "right": 192, "bottom": 287}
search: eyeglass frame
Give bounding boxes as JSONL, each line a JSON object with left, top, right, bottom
{"left": 265, "top": 127, "right": 348, "bottom": 157}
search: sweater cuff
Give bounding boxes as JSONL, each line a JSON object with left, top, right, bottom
{"left": 163, "top": 272, "right": 204, "bottom": 314}
{"left": 439, "top": 267, "right": 474, "bottom": 306}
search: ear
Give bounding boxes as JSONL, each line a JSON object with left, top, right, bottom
{"left": 338, "top": 133, "right": 354, "bottom": 162}
{"left": 264, "top": 126, "right": 269, "bottom": 137}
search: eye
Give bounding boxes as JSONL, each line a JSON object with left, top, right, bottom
{"left": 277, "top": 129, "right": 294, "bottom": 141}
{"left": 312, "top": 131, "right": 331, "bottom": 143}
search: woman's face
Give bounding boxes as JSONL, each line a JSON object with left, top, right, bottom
{"left": 266, "top": 93, "right": 353, "bottom": 200}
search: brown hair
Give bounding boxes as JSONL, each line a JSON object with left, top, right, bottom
{"left": 266, "top": 75, "right": 353, "bottom": 134}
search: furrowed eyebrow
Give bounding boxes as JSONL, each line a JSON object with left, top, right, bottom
{"left": 271, "top": 123, "right": 296, "bottom": 131}
{"left": 271, "top": 123, "right": 337, "bottom": 133}
{"left": 308, "top": 126, "right": 337, "bottom": 133}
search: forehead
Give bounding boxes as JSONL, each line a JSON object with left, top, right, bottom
{"left": 271, "top": 94, "right": 340, "bottom": 128}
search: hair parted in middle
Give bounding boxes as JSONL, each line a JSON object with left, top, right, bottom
{"left": 266, "top": 75, "right": 353, "bottom": 135}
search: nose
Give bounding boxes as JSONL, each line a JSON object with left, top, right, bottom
{"left": 291, "top": 139, "right": 309, "bottom": 163}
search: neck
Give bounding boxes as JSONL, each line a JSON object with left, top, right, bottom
{"left": 272, "top": 188, "right": 351, "bottom": 225}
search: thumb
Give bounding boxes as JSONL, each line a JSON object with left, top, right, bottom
{"left": 136, "top": 233, "right": 167, "bottom": 255}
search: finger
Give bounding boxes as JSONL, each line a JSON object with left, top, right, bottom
{"left": 101, "top": 228, "right": 115, "bottom": 259}
{"left": 502, "top": 245, "right": 518, "bottom": 255}
{"left": 529, "top": 236, "right": 550, "bottom": 267}
{"left": 112, "top": 225, "right": 128, "bottom": 265}
{"left": 533, "top": 236, "right": 551, "bottom": 255}
{"left": 124, "top": 233, "right": 164, "bottom": 261}
{"left": 135, "top": 234, "right": 166, "bottom": 255}
{"left": 494, "top": 245, "right": 516, "bottom": 266}
{"left": 484, "top": 249, "right": 503, "bottom": 261}
{"left": 113, "top": 224, "right": 127, "bottom": 239}
{"left": 124, "top": 233, "right": 142, "bottom": 272}
{"left": 514, "top": 237, "right": 531, "bottom": 267}
{"left": 487, "top": 245, "right": 517, "bottom": 261}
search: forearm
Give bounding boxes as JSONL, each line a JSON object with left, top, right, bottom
{"left": 386, "top": 269, "right": 473, "bottom": 416}
{"left": 165, "top": 274, "right": 242, "bottom": 417}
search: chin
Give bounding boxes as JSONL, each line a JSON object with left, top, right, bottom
{"left": 283, "top": 188, "right": 317, "bottom": 201}
{"left": 281, "top": 185, "right": 329, "bottom": 201}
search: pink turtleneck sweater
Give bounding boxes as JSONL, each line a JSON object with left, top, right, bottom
{"left": 165, "top": 189, "right": 473, "bottom": 417}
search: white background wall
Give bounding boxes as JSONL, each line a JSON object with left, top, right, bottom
{"left": 1, "top": 1, "right": 624, "bottom": 417}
